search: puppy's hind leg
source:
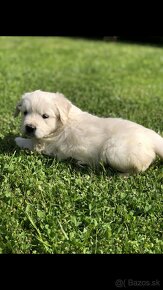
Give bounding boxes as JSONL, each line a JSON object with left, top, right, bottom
{"left": 15, "top": 137, "right": 34, "bottom": 150}
{"left": 102, "top": 138, "right": 156, "bottom": 174}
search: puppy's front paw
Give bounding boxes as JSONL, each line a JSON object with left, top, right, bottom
{"left": 15, "top": 137, "right": 33, "bottom": 150}
{"left": 15, "top": 137, "right": 25, "bottom": 148}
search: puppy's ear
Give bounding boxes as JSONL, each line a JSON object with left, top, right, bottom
{"left": 14, "top": 100, "right": 22, "bottom": 117}
{"left": 55, "top": 93, "right": 71, "bottom": 125}
{"left": 14, "top": 92, "right": 31, "bottom": 117}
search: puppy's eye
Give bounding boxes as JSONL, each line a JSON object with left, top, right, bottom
{"left": 42, "top": 114, "right": 49, "bottom": 119}
{"left": 24, "top": 111, "right": 28, "bottom": 116}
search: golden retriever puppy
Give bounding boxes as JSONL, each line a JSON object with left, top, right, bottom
{"left": 14, "top": 90, "right": 163, "bottom": 173}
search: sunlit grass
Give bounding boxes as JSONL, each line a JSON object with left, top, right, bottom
{"left": 0, "top": 37, "right": 163, "bottom": 253}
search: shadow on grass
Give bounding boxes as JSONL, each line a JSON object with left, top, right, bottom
{"left": 117, "top": 38, "right": 163, "bottom": 48}
{"left": 70, "top": 36, "right": 163, "bottom": 48}
{"left": 0, "top": 134, "right": 19, "bottom": 155}
{"left": 42, "top": 154, "right": 120, "bottom": 177}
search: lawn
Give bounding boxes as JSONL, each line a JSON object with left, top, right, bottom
{"left": 0, "top": 36, "right": 163, "bottom": 253}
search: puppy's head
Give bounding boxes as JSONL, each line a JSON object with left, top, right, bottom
{"left": 15, "top": 90, "right": 71, "bottom": 139}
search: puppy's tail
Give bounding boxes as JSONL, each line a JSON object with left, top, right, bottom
{"left": 152, "top": 131, "right": 163, "bottom": 159}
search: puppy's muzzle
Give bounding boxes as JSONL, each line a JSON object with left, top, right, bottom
{"left": 25, "top": 124, "right": 36, "bottom": 135}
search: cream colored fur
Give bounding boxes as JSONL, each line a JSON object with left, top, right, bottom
{"left": 15, "top": 90, "right": 163, "bottom": 173}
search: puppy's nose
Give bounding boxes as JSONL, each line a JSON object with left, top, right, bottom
{"left": 25, "top": 124, "right": 36, "bottom": 134}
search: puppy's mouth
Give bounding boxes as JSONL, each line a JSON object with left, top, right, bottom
{"left": 24, "top": 129, "right": 56, "bottom": 140}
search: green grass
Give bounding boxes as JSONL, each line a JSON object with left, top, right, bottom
{"left": 0, "top": 36, "right": 163, "bottom": 253}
